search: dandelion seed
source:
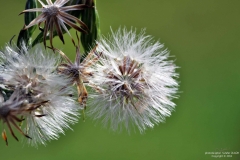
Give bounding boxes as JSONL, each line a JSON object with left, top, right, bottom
{"left": 88, "top": 28, "right": 179, "bottom": 133}
{"left": 19, "top": 0, "right": 91, "bottom": 48}
{"left": 0, "top": 43, "right": 80, "bottom": 146}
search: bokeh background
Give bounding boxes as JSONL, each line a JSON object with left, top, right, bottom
{"left": 0, "top": 0, "right": 240, "bottom": 159}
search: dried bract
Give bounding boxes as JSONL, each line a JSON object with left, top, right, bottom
{"left": 56, "top": 39, "right": 100, "bottom": 107}
{"left": 19, "top": 0, "right": 90, "bottom": 48}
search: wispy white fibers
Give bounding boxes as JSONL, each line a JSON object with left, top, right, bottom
{"left": 0, "top": 43, "right": 80, "bottom": 146}
{"left": 87, "top": 28, "right": 179, "bottom": 133}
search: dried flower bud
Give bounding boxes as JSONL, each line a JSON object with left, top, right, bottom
{"left": 19, "top": 0, "right": 91, "bottom": 48}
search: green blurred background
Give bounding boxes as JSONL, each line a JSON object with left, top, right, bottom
{"left": 0, "top": 0, "right": 240, "bottom": 159}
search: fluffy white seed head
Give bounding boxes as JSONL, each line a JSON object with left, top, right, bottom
{"left": 0, "top": 43, "right": 80, "bottom": 146}
{"left": 87, "top": 28, "right": 179, "bottom": 133}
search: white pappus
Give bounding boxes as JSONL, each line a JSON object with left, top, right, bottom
{"left": 87, "top": 28, "right": 179, "bottom": 133}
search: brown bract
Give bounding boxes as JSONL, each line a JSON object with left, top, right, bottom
{"left": 0, "top": 89, "right": 48, "bottom": 145}
{"left": 56, "top": 40, "right": 100, "bottom": 107}
{"left": 19, "top": 0, "right": 91, "bottom": 48}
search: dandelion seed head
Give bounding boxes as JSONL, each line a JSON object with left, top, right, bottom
{"left": 0, "top": 43, "right": 80, "bottom": 146}
{"left": 88, "top": 28, "right": 179, "bottom": 133}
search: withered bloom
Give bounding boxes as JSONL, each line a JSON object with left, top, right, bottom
{"left": 0, "top": 43, "right": 80, "bottom": 146}
{"left": 56, "top": 38, "right": 100, "bottom": 107}
{"left": 19, "top": 0, "right": 90, "bottom": 48}
{"left": 0, "top": 88, "right": 35, "bottom": 146}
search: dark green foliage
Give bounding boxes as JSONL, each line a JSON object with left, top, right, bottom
{"left": 17, "top": 0, "right": 37, "bottom": 49}
{"left": 80, "top": 0, "right": 100, "bottom": 53}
